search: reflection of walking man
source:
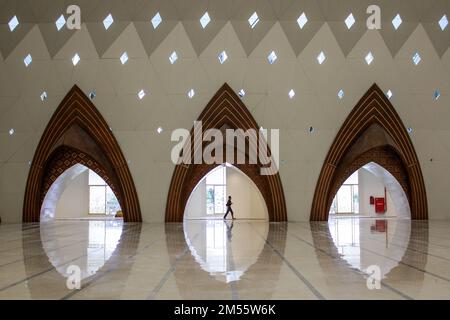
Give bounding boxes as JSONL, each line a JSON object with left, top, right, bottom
{"left": 223, "top": 196, "right": 235, "bottom": 220}
{"left": 225, "top": 220, "right": 234, "bottom": 241}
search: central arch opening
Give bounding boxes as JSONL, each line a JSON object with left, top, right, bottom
{"left": 184, "top": 163, "right": 269, "bottom": 220}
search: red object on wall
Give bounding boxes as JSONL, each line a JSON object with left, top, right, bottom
{"left": 375, "top": 198, "right": 386, "bottom": 214}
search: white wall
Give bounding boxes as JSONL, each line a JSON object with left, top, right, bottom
{"left": 185, "top": 166, "right": 268, "bottom": 220}
{"left": 55, "top": 170, "right": 89, "bottom": 219}
{"left": 358, "top": 168, "right": 398, "bottom": 217}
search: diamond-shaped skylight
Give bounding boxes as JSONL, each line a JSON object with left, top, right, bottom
{"left": 120, "top": 52, "right": 128, "bottom": 64}
{"left": 200, "top": 12, "right": 211, "bottom": 28}
{"left": 268, "top": 51, "right": 277, "bottom": 64}
{"left": 138, "top": 89, "right": 146, "bottom": 100}
{"left": 434, "top": 89, "right": 441, "bottom": 100}
{"left": 317, "top": 51, "right": 326, "bottom": 64}
{"left": 187, "top": 89, "right": 195, "bottom": 99}
{"left": 169, "top": 51, "right": 178, "bottom": 64}
{"left": 56, "top": 15, "right": 66, "bottom": 31}
{"left": 103, "top": 14, "right": 114, "bottom": 30}
{"left": 345, "top": 13, "right": 355, "bottom": 29}
{"left": 386, "top": 90, "right": 393, "bottom": 99}
{"left": 248, "top": 12, "right": 259, "bottom": 29}
{"left": 218, "top": 51, "right": 228, "bottom": 64}
{"left": 412, "top": 52, "right": 421, "bottom": 66}
{"left": 24, "top": 54, "right": 32, "bottom": 67}
{"left": 365, "top": 52, "right": 374, "bottom": 65}
{"left": 157, "top": 127, "right": 163, "bottom": 134}
{"left": 238, "top": 89, "right": 245, "bottom": 98}
{"left": 40, "top": 91, "right": 48, "bottom": 101}
{"left": 72, "top": 53, "right": 80, "bottom": 66}
{"left": 152, "top": 12, "right": 162, "bottom": 29}
{"left": 288, "top": 89, "right": 295, "bottom": 99}
{"left": 338, "top": 89, "right": 344, "bottom": 99}
{"left": 392, "top": 14, "right": 402, "bottom": 30}
{"left": 9, "top": 16, "right": 19, "bottom": 32}
{"left": 9, "top": 129, "right": 15, "bottom": 136}
{"left": 297, "top": 12, "right": 308, "bottom": 29}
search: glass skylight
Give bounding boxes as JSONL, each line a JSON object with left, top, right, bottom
{"left": 218, "top": 51, "right": 228, "bottom": 64}
{"left": 89, "top": 91, "right": 96, "bottom": 100}
{"left": 412, "top": 52, "right": 421, "bottom": 65}
{"left": 308, "top": 127, "right": 315, "bottom": 134}
{"left": 365, "top": 52, "right": 374, "bottom": 65}
{"left": 317, "top": 51, "right": 326, "bottom": 64}
{"left": 288, "top": 89, "right": 295, "bottom": 99}
{"left": 267, "top": 51, "right": 277, "bottom": 64}
{"left": 56, "top": 15, "right": 66, "bottom": 31}
{"left": 407, "top": 127, "right": 413, "bottom": 134}
{"left": 138, "top": 89, "right": 146, "bottom": 100}
{"left": 297, "top": 12, "right": 308, "bottom": 29}
{"left": 200, "top": 12, "right": 211, "bottom": 28}
{"left": 392, "top": 14, "right": 402, "bottom": 30}
{"left": 187, "top": 89, "right": 195, "bottom": 99}
{"left": 169, "top": 51, "right": 178, "bottom": 64}
{"left": 338, "top": 89, "right": 344, "bottom": 99}
{"left": 120, "top": 52, "right": 128, "bottom": 64}
{"left": 72, "top": 53, "right": 80, "bottom": 66}
{"left": 434, "top": 89, "right": 441, "bottom": 100}
{"left": 151, "top": 12, "right": 162, "bottom": 29}
{"left": 238, "top": 89, "right": 245, "bottom": 98}
{"left": 386, "top": 90, "right": 393, "bottom": 99}
{"left": 345, "top": 13, "right": 355, "bottom": 29}
{"left": 24, "top": 54, "right": 32, "bottom": 67}
{"left": 439, "top": 15, "right": 448, "bottom": 31}
{"left": 40, "top": 91, "right": 48, "bottom": 101}
{"left": 157, "top": 127, "right": 163, "bottom": 134}
{"left": 248, "top": 12, "right": 259, "bottom": 29}
{"left": 103, "top": 14, "right": 114, "bottom": 30}
{"left": 9, "top": 16, "right": 19, "bottom": 32}
{"left": 9, "top": 128, "right": 15, "bottom": 136}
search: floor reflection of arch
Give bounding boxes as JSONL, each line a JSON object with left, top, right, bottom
{"left": 165, "top": 83, "right": 287, "bottom": 222}
{"left": 21, "top": 222, "right": 142, "bottom": 299}
{"left": 309, "top": 219, "right": 428, "bottom": 298}
{"left": 164, "top": 222, "right": 287, "bottom": 299}
{"left": 23, "top": 85, "right": 141, "bottom": 222}
{"left": 311, "top": 84, "right": 427, "bottom": 221}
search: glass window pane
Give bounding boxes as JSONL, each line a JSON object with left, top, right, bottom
{"left": 89, "top": 170, "right": 106, "bottom": 186}
{"left": 105, "top": 187, "right": 121, "bottom": 215}
{"left": 206, "top": 186, "right": 215, "bottom": 215}
{"left": 353, "top": 185, "right": 359, "bottom": 213}
{"left": 214, "top": 186, "right": 225, "bottom": 213}
{"left": 90, "top": 186, "right": 106, "bottom": 214}
{"left": 337, "top": 185, "right": 352, "bottom": 213}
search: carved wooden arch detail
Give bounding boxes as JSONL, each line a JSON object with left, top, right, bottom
{"left": 165, "top": 83, "right": 287, "bottom": 222}
{"left": 310, "top": 83, "right": 428, "bottom": 221}
{"left": 23, "top": 85, "right": 141, "bottom": 222}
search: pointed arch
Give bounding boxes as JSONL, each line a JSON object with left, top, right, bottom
{"left": 23, "top": 85, "right": 141, "bottom": 222}
{"left": 310, "top": 83, "right": 427, "bottom": 221}
{"left": 165, "top": 83, "right": 287, "bottom": 222}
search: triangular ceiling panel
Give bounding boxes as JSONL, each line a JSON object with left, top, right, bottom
{"left": 229, "top": 0, "right": 277, "bottom": 56}
{"left": 38, "top": 23, "right": 77, "bottom": 58}
{"left": 86, "top": 21, "right": 130, "bottom": 58}
{"left": 278, "top": 0, "right": 325, "bottom": 56}
{"left": 182, "top": 19, "right": 227, "bottom": 56}
{"left": 0, "top": 22, "right": 34, "bottom": 59}
{"left": 421, "top": 0, "right": 450, "bottom": 58}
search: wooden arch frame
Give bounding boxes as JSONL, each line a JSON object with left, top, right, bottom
{"left": 310, "top": 83, "right": 428, "bottom": 221}
{"left": 165, "top": 83, "right": 287, "bottom": 222}
{"left": 23, "top": 85, "right": 141, "bottom": 222}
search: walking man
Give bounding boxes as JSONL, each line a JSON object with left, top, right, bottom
{"left": 223, "top": 196, "right": 235, "bottom": 220}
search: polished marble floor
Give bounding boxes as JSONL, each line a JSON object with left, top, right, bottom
{"left": 0, "top": 217, "right": 450, "bottom": 299}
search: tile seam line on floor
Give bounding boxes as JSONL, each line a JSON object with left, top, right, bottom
{"left": 146, "top": 229, "right": 203, "bottom": 300}
{"left": 247, "top": 222, "right": 325, "bottom": 300}
{"left": 282, "top": 227, "right": 412, "bottom": 300}
{"left": 0, "top": 223, "right": 156, "bottom": 293}
{"left": 292, "top": 224, "right": 450, "bottom": 285}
